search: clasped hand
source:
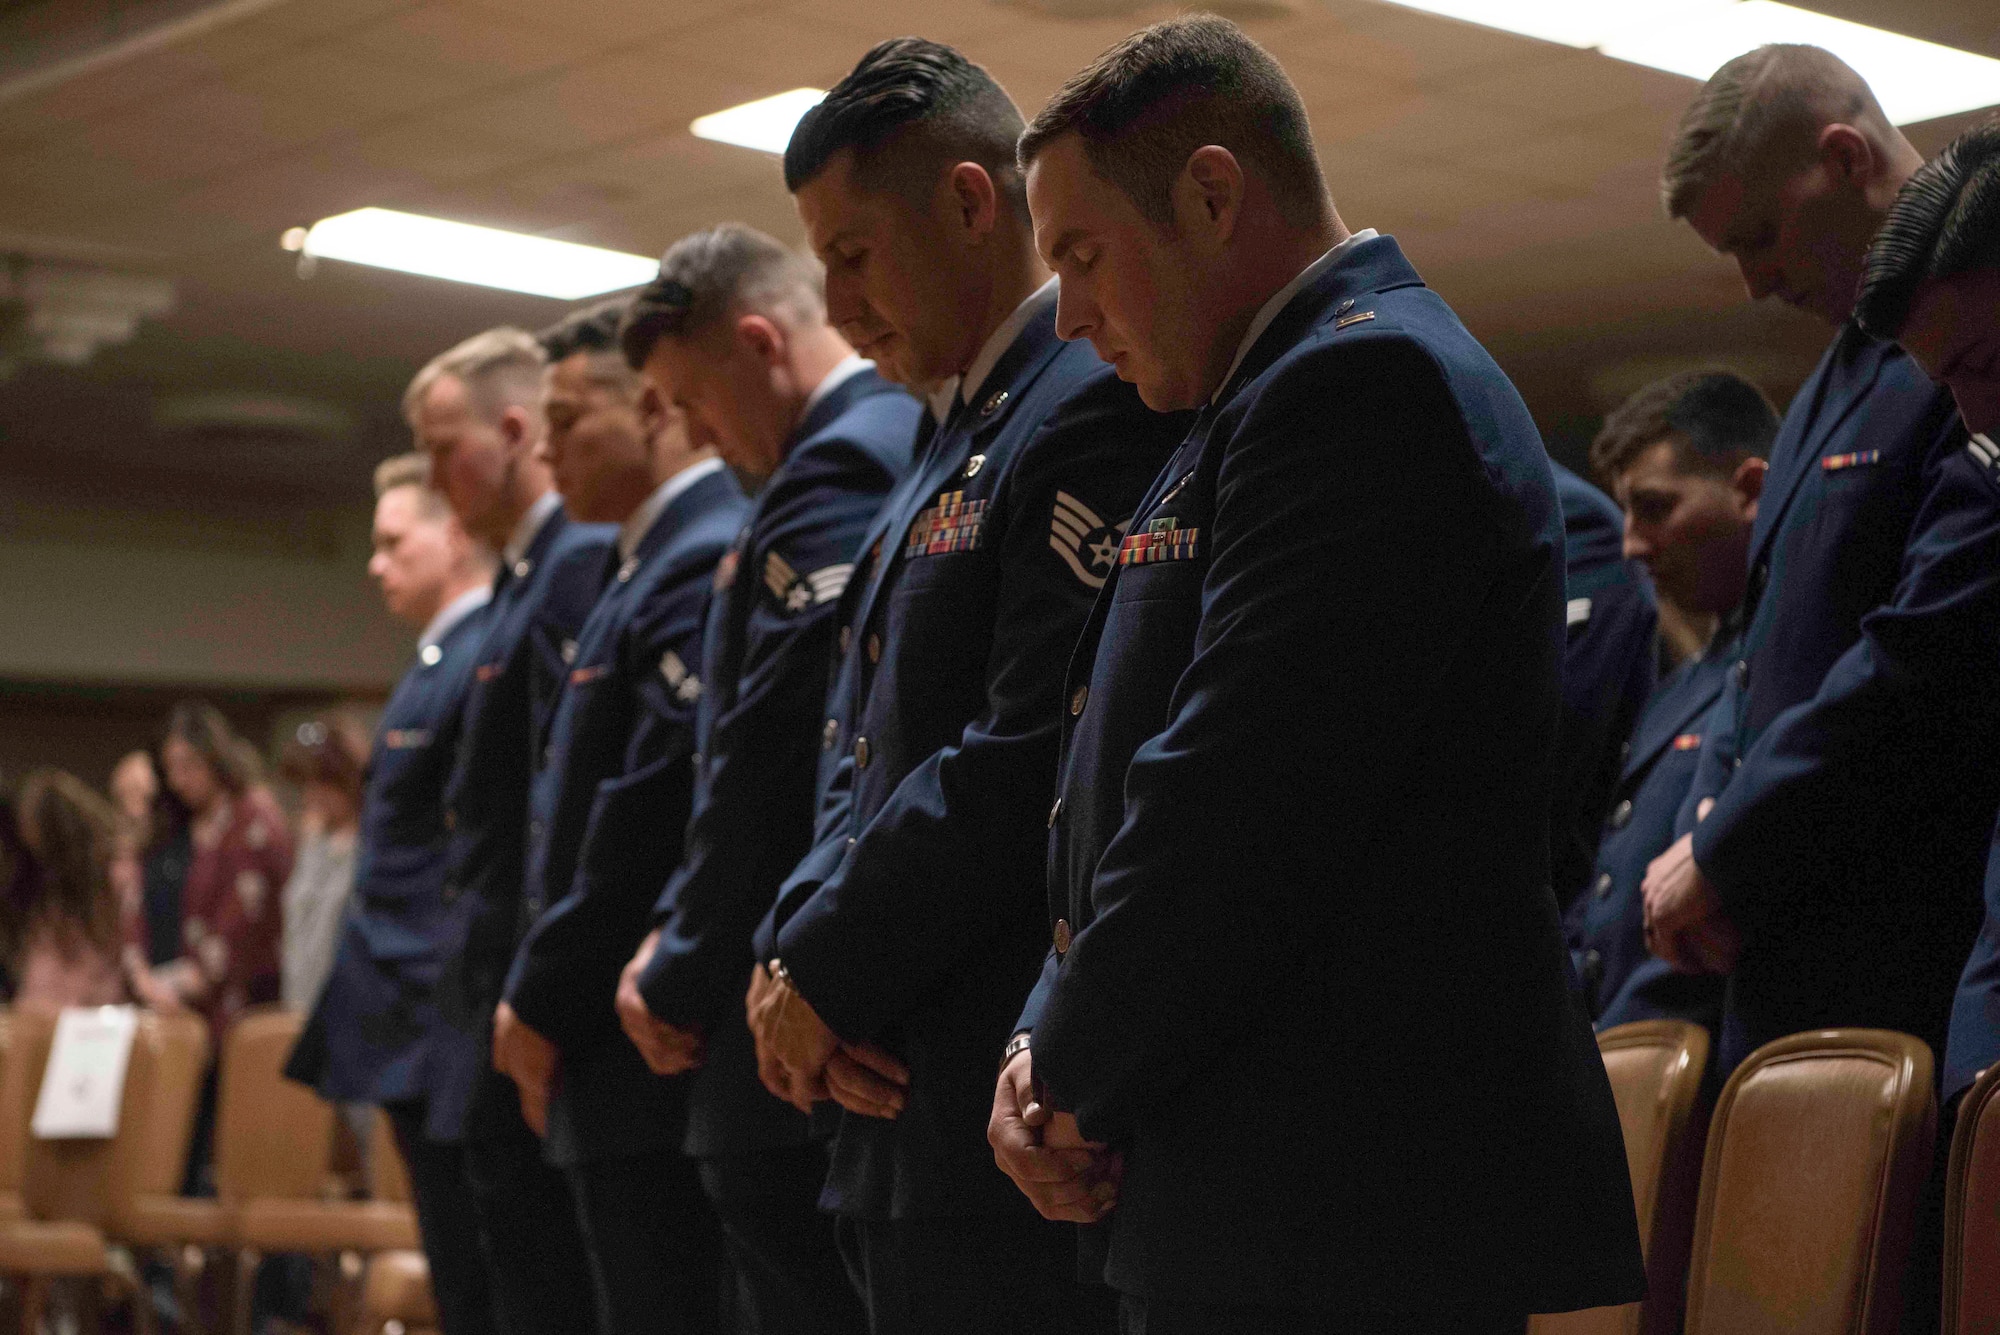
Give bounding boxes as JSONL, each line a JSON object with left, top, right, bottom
{"left": 1640, "top": 815, "right": 1742, "bottom": 976}
{"left": 491, "top": 1000, "right": 558, "bottom": 1136}
{"left": 988, "top": 1049, "right": 1121, "bottom": 1223}
{"left": 615, "top": 928, "right": 707, "bottom": 1075}
{"left": 743, "top": 962, "right": 910, "bottom": 1120}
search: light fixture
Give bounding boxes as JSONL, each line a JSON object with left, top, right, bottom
{"left": 289, "top": 208, "right": 658, "bottom": 300}
{"left": 1376, "top": 0, "right": 2000, "bottom": 124}
{"left": 691, "top": 88, "right": 826, "bottom": 155}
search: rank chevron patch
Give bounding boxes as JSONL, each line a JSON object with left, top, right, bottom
{"left": 763, "top": 550, "right": 853, "bottom": 613}
{"left": 1050, "top": 491, "right": 1127, "bottom": 589}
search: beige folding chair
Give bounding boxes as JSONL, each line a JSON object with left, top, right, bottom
{"left": 356, "top": 1250, "right": 436, "bottom": 1335}
{"left": 1684, "top": 1029, "right": 1935, "bottom": 1335}
{"left": 1531, "top": 1020, "right": 1711, "bottom": 1335}
{"left": 1943, "top": 1059, "right": 2000, "bottom": 1335}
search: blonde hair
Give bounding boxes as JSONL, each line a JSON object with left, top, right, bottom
{"left": 401, "top": 326, "right": 545, "bottom": 427}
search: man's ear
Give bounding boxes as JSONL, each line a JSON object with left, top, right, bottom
{"left": 736, "top": 313, "right": 785, "bottom": 369}
{"left": 1818, "top": 122, "right": 1877, "bottom": 188}
{"left": 1732, "top": 455, "right": 1768, "bottom": 520}
{"left": 1178, "top": 145, "right": 1245, "bottom": 247}
{"left": 946, "top": 161, "right": 1000, "bottom": 241}
{"left": 498, "top": 403, "right": 536, "bottom": 455}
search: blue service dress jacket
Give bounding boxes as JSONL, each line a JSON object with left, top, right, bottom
{"left": 1566, "top": 631, "right": 1735, "bottom": 1032}
{"left": 1549, "top": 463, "right": 1658, "bottom": 909}
{"left": 1020, "top": 237, "right": 1644, "bottom": 1318}
{"left": 1949, "top": 805, "right": 2000, "bottom": 1099}
{"left": 1681, "top": 326, "right": 2000, "bottom": 1074}
{"left": 286, "top": 597, "right": 492, "bottom": 1136}
{"left": 433, "top": 504, "right": 617, "bottom": 1140}
{"left": 503, "top": 465, "right": 748, "bottom": 1168}
{"left": 759, "top": 288, "right": 1192, "bottom": 1222}
{"left": 638, "top": 368, "right": 920, "bottom": 1161}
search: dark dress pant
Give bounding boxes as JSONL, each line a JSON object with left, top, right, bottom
{"left": 1117, "top": 1297, "right": 1526, "bottom": 1335}
{"left": 697, "top": 1142, "right": 864, "bottom": 1335}
{"left": 384, "top": 1099, "right": 497, "bottom": 1335}
{"left": 836, "top": 1211, "right": 1117, "bottom": 1335}
{"left": 564, "top": 1145, "right": 727, "bottom": 1335}
{"left": 461, "top": 1064, "right": 596, "bottom": 1335}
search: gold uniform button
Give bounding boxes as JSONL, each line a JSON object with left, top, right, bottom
{"left": 867, "top": 634, "right": 881, "bottom": 664}
{"left": 1053, "top": 919, "right": 1072, "bottom": 956}
{"left": 1069, "top": 686, "right": 1088, "bottom": 716}
{"left": 854, "top": 736, "right": 871, "bottom": 769}
{"left": 1609, "top": 799, "right": 1633, "bottom": 831}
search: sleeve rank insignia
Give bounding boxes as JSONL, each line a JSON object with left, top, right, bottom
{"left": 1050, "top": 491, "right": 1127, "bottom": 589}
{"left": 765, "top": 551, "right": 854, "bottom": 612}
{"left": 1965, "top": 433, "right": 1998, "bottom": 480}
{"left": 660, "top": 651, "right": 702, "bottom": 702}
{"left": 1566, "top": 597, "right": 1592, "bottom": 628}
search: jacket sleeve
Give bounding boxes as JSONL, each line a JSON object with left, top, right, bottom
{"left": 503, "top": 558, "right": 714, "bottom": 1047}
{"left": 641, "top": 440, "right": 901, "bottom": 1029}
{"left": 1032, "top": 339, "right": 1508, "bottom": 1141}
{"left": 773, "top": 379, "right": 1178, "bottom": 1042}
{"left": 1692, "top": 428, "right": 2000, "bottom": 933}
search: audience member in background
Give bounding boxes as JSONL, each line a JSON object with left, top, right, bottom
{"left": 109, "top": 749, "right": 157, "bottom": 829}
{"left": 138, "top": 755, "right": 193, "bottom": 968}
{"left": 106, "top": 754, "right": 155, "bottom": 960}
{"left": 1003, "top": 18, "right": 1641, "bottom": 1329}
{"left": 7, "top": 769, "right": 128, "bottom": 1010}
{"left": 493, "top": 302, "right": 744, "bottom": 1335}
{"left": 1853, "top": 115, "right": 2000, "bottom": 1123}
{"left": 140, "top": 701, "right": 294, "bottom": 1035}
{"left": 275, "top": 715, "right": 368, "bottom": 1012}
{"left": 414, "top": 328, "right": 605, "bottom": 1335}
{"left": 289, "top": 452, "right": 498, "bottom": 1335}
{"left": 1568, "top": 370, "right": 1776, "bottom": 1034}
{"left": 615, "top": 224, "right": 915, "bottom": 1335}
{"left": 1548, "top": 460, "right": 1658, "bottom": 914}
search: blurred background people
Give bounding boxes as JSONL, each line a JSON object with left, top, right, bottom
{"left": 275, "top": 714, "right": 369, "bottom": 1013}
{"left": 7, "top": 769, "right": 129, "bottom": 1010}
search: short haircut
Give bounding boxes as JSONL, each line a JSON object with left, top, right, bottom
{"left": 1662, "top": 44, "right": 1891, "bottom": 220}
{"left": 372, "top": 452, "right": 449, "bottom": 519}
{"left": 401, "top": 326, "right": 545, "bottom": 427}
{"left": 619, "top": 224, "right": 826, "bottom": 368}
{"left": 1017, "top": 15, "right": 1329, "bottom": 230}
{"left": 783, "top": 38, "right": 1027, "bottom": 218}
{"left": 1856, "top": 118, "right": 2000, "bottom": 340}
{"left": 1591, "top": 368, "right": 1780, "bottom": 484}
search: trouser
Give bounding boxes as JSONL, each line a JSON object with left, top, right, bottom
{"left": 461, "top": 1064, "right": 595, "bottom": 1335}
{"left": 698, "top": 1142, "right": 865, "bottom": 1335}
{"left": 1117, "top": 1297, "right": 1527, "bottom": 1335}
{"left": 836, "top": 1211, "right": 1118, "bottom": 1335}
{"left": 1901, "top": 1085, "right": 1961, "bottom": 1335}
{"left": 383, "top": 1099, "right": 496, "bottom": 1335}
{"left": 564, "top": 1145, "right": 727, "bottom": 1335}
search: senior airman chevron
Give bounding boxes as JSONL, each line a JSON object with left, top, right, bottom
{"left": 659, "top": 650, "right": 701, "bottom": 703}
{"left": 1050, "top": 490, "right": 1126, "bottom": 589}
{"left": 1119, "top": 514, "right": 1201, "bottom": 564}
{"left": 905, "top": 490, "right": 988, "bottom": 557}
{"left": 1968, "top": 432, "right": 1999, "bottom": 480}
{"left": 763, "top": 551, "right": 855, "bottom": 613}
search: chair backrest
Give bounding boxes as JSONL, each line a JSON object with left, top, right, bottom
{"left": 369, "top": 1109, "right": 411, "bottom": 1205}
{"left": 213, "top": 1007, "right": 335, "bottom": 1204}
{"left": 1531, "top": 1021, "right": 1712, "bottom": 1335}
{"left": 1944, "top": 1060, "right": 2000, "bottom": 1335}
{"left": 1684, "top": 1029, "right": 1935, "bottom": 1335}
{"left": 121, "top": 1011, "right": 210, "bottom": 1199}
{"left": 0, "top": 1007, "right": 46, "bottom": 1201}
{"left": 20, "top": 1009, "right": 161, "bottom": 1227}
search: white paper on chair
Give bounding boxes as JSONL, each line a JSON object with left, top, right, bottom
{"left": 31, "top": 1006, "right": 139, "bottom": 1139}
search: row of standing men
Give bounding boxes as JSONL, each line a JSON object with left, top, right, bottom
{"left": 283, "top": 17, "right": 2000, "bottom": 1335}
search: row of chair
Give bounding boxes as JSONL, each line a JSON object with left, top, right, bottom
{"left": 1534, "top": 1023, "right": 2000, "bottom": 1335}
{"left": 0, "top": 1006, "right": 433, "bottom": 1335}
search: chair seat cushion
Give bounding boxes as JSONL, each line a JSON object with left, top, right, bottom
{"left": 237, "top": 1199, "right": 418, "bottom": 1253}
{"left": 0, "top": 1219, "right": 111, "bottom": 1274}
{"left": 363, "top": 1249, "right": 438, "bottom": 1326}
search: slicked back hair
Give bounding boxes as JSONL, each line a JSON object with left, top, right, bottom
{"left": 372, "top": 452, "right": 450, "bottom": 519}
{"left": 1661, "top": 44, "right": 1891, "bottom": 220}
{"left": 783, "top": 38, "right": 1027, "bottom": 220}
{"left": 1017, "top": 14, "right": 1330, "bottom": 231}
{"left": 619, "top": 224, "right": 827, "bottom": 369}
{"left": 402, "top": 326, "right": 545, "bottom": 427}
{"left": 1591, "top": 368, "right": 1779, "bottom": 484}
{"left": 539, "top": 298, "right": 639, "bottom": 389}
{"left": 1856, "top": 118, "right": 2000, "bottom": 340}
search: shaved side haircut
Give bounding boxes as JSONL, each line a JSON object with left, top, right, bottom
{"left": 619, "top": 224, "right": 826, "bottom": 369}
{"left": 372, "top": 451, "right": 451, "bottom": 519}
{"left": 1591, "top": 369, "right": 1779, "bottom": 484}
{"left": 539, "top": 298, "right": 641, "bottom": 389}
{"left": 401, "top": 326, "right": 546, "bottom": 426}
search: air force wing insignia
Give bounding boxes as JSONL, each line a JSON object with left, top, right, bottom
{"left": 1051, "top": 491, "right": 1127, "bottom": 590}
{"left": 764, "top": 550, "right": 854, "bottom": 613}
{"left": 660, "top": 651, "right": 702, "bottom": 703}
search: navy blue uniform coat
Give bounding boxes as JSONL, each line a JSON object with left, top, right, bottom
{"left": 1683, "top": 327, "right": 2000, "bottom": 1074}
{"left": 503, "top": 466, "right": 748, "bottom": 1168}
{"left": 638, "top": 369, "right": 919, "bottom": 1160}
{"left": 1550, "top": 464, "right": 1658, "bottom": 908}
{"left": 1949, "top": 823, "right": 2000, "bottom": 1099}
{"left": 1022, "top": 238, "right": 1644, "bottom": 1317}
{"left": 763, "top": 291, "right": 1191, "bottom": 1221}
{"left": 1567, "top": 635, "right": 1733, "bottom": 1031}
{"left": 434, "top": 506, "right": 616, "bottom": 1140}
{"left": 288, "top": 601, "right": 491, "bottom": 1139}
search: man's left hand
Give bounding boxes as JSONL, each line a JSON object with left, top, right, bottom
{"left": 492, "top": 1000, "right": 559, "bottom": 1136}
{"left": 1641, "top": 833, "right": 1740, "bottom": 974}
{"left": 747, "top": 965, "right": 840, "bottom": 1107}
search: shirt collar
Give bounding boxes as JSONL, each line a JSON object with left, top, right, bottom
{"left": 800, "top": 354, "right": 872, "bottom": 423}
{"left": 960, "top": 275, "right": 1059, "bottom": 409}
{"left": 1213, "top": 229, "right": 1378, "bottom": 405}
{"left": 502, "top": 490, "right": 561, "bottom": 569}
{"left": 418, "top": 584, "right": 491, "bottom": 655}
{"left": 618, "top": 457, "right": 726, "bottom": 563}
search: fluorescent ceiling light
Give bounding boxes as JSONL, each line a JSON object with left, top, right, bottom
{"left": 295, "top": 207, "right": 657, "bottom": 300}
{"left": 1376, "top": 0, "right": 2000, "bottom": 124}
{"left": 691, "top": 88, "right": 825, "bottom": 155}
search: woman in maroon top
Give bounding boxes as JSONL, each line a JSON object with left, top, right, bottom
{"left": 135, "top": 701, "right": 294, "bottom": 1041}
